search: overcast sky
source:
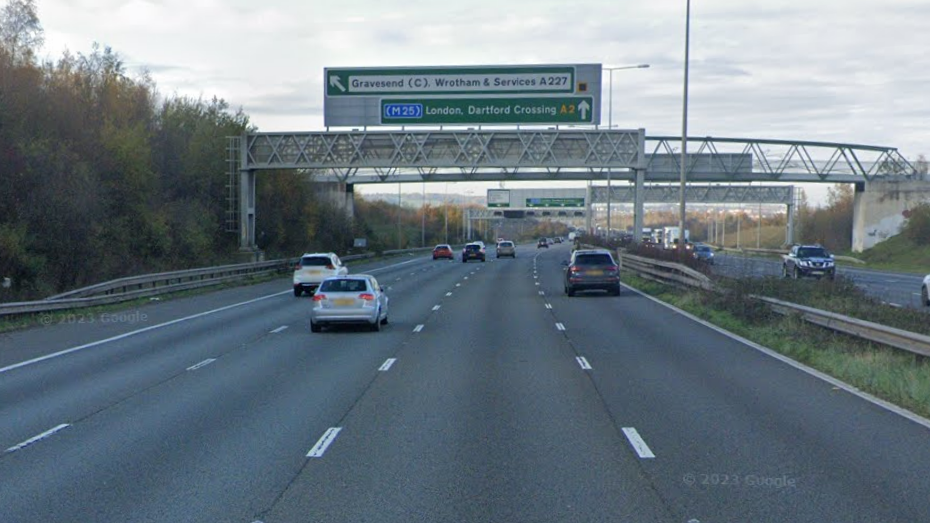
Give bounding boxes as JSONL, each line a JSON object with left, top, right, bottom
{"left": 37, "top": 0, "right": 930, "bottom": 204}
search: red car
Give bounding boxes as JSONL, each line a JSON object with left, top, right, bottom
{"left": 432, "top": 244, "right": 454, "bottom": 260}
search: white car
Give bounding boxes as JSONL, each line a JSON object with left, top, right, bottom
{"left": 922, "top": 274, "right": 930, "bottom": 306}
{"left": 293, "top": 253, "right": 348, "bottom": 296}
{"left": 309, "top": 275, "right": 389, "bottom": 332}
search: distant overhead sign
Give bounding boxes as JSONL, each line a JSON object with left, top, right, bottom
{"left": 324, "top": 64, "right": 602, "bottom": 127}
{"left": 526, "top": 197, "right": 585, "bottom": 208}
{"left": 487, "top": 189, "right": 511, "bottom": 208}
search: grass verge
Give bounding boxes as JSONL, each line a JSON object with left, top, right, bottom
{"left": 623, "top": 273, "right": 930, "bottom": 420}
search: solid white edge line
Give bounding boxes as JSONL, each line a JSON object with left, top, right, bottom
{"left": 378, "top": 358, "right": 397, "bottom": 371}
{"left": 623, "top": 283, "right": 930, "bottom": 432}
{"left": 270, "top": 325, "right": 288, "bottom": 334}
{"left": 6, "top": 423, "right": 71, "bottom": 453}
{"left": 306, "top": 427, "right": 342, "bottom": 458}
{"left": 576, "top": 356, "right": 592, "bottom": 370}
{"left": 621, "top": 427, "right": 656, "bottom": 459}
{"left": 0, "top": 257, "right": 428, "bottom": 376}
{"left": 186, "top": 358, "right": 217, "bottom": 371}
{"left": 413, "top": 324, "right": 425, "bottom": 333}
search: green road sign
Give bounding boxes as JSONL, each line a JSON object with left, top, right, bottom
{"left": 327, "top": 66, "right": 576, "bottom": 97}
{"left": 381, "top": 97, "right": 594, "bottom": 125}
{"left": 525, "top": 198, "right": 586, "bottom": 208}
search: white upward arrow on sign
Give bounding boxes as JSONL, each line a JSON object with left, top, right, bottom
{"left": 329, "top": 75, "right": 346, "bottom": 93}
{"left": 578, "top": 100, "right": 590, "bottom": 120}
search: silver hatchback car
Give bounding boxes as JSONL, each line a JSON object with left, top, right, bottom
{"left": 309, "top": 275, "right": 389, "bottom": 332}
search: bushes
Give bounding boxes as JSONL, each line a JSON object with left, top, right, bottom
{"left": 904, "top": 204, "right": 930, "bottom": 246}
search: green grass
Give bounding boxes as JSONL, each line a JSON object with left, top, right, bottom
{"left": 835, "top": 234, "right": 930, "bottom": 274}
{"left": 623, "top": 274, "right": 930, "bottom": 420}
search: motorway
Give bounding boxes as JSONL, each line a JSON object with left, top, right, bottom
{"left": 713, "top": 252, "right": 927, "bottom": 309}
{"left": 2, "top": 244, "right": 930, "bottom": 522}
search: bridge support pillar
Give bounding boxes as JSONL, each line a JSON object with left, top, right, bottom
{"left": 238, "top": 169, "right": 257, "bottom": 254}
{"left": 585, "top": 184, "right": 593, "bottom": 235}
{"left": 852, "top": 180, "right": 930, "bottom": 252}
{"left": 786, "top": 202, "right": 795, "bottom": 247}
{"left": 633, "top": 169, "right": 645, "bottom": 244}
{"left": 344, "top": 183, "right": 355, "bottom": 221}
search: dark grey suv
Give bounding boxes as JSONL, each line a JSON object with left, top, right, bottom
{"left": 563, "top": 249, "right": 621, "bottom": 296}
{"left": 782, "top": 244, "right": 835, "bottom": 280}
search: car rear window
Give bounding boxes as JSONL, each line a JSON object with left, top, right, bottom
{"left": 499, "top": 242, "right": 514, "bottom": 247}
{"left": 574, "top": 254, "right": 614, "bottom": 266}
{"left": 320, "top": 279, "right": 368, "bottom": 292}
{"left": 434, "top": 245, "right": 450, "bottom": 250}
{"left": 798, "top": 248, "right": 828, "bottom": 258}
{"left": 465, "top": 245, "right": 481, "bottom": 252}
{"left": 301, "top": 256, "right": 332, "bottom": 267}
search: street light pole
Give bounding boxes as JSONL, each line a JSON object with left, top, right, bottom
{"left": 604, "top": 64, "right": 649, "bottom": 239}
{"left": 678, "top": 0, "right": 691, "bottom": 254}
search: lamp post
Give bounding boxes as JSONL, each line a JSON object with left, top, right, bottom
{"left": 678, "top": 0, "right": 691, "bottom": 254}
{"left": 604, "top": 64, "right": 649, "bottom": 238}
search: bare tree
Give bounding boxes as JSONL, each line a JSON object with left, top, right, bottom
{"left": 0, "top": 0, "right": 43, "bottom": 64}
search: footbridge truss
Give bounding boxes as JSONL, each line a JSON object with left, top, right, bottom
{"left": 236, "top": 130, "right": 915, "bottom": 184}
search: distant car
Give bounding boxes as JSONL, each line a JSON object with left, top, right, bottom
{"left": 692, "top": 244, "right": 715, "bottom": 264}
{"left": 309, "top": 275, "right": 388, "bottom": 332}
{"left": 432, "top": 244, "right": 454, "bottom": 260}
{"left": 921, "top": 274, "right": 930, "bottom": 306}
{"left": 293, "top": 253, "right": 348, "bottom": 297}
{"left": 537, "top": 238, "right": 549, "bottom": 249}
{"left": 782, "top": 244, "right": 836, "bottom": 280}
{"left": 462, "top": 242, "right": 486, "bottom": 262}
{"left": 497, "top": 237, "right": 505, "bottom": 243}
{"left": 496, "top": 241, "right": 516, "bottom": 258}
{"left": 553, "top": 237, "right": 562, "bottom": 244}
{"left": 563, "top": 249, "right": 621, "bottom": 297}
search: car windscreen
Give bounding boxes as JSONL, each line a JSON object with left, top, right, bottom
{"left": 695, "top": 246, "right": 711, "bottom": 252}
{"left": 319, "top": 279, "right": 368, "bottom": 292}
{"left": 798, "top": 248, "right": 828, "bottom": 258}
{"left": 574, "top": 254, "right": 614, "bottom": 266}
{"left": 301, "top": 257, "right": 332, "bottom": 267}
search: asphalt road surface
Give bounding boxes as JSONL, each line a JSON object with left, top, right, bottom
{"left": 713, "top": 252, "right": 927, "bottom": 309}
{"left": 3, "top": 245, "right": 930, "bottom": 522}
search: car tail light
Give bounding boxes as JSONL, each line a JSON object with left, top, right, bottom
{"left": 293, "top": 264, "right": 301, "bottom": 271}
{"left": 326, "top": 264, "right": 335, "bottom": 270}
{"left": 312, "top": 294, "right": 326, "bottom": 302}
{"left": 359, "top": 293, "right": 375, "bottom": 301}
{"left": 569, "top": 266, "right": 581, "bottom": 273}
{"left": 606, "top": 265, "right": 619, "bottom": 272}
